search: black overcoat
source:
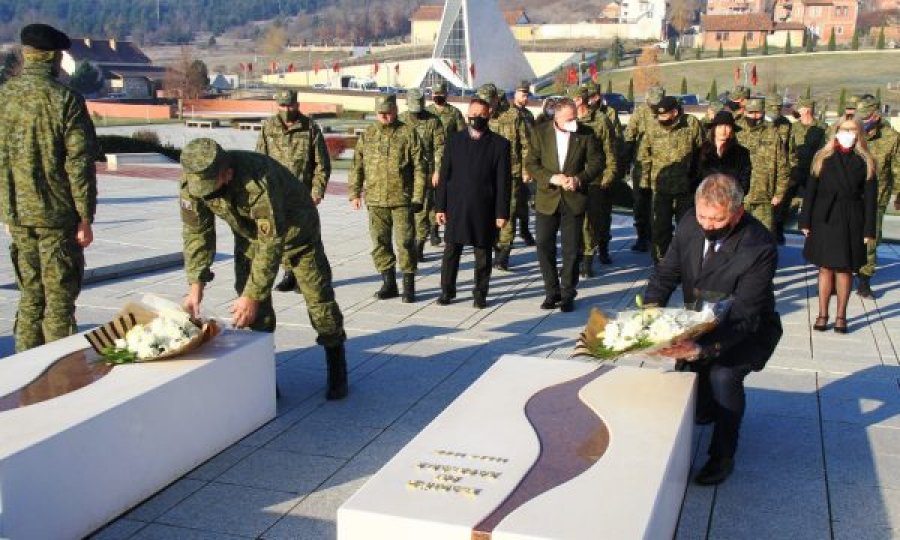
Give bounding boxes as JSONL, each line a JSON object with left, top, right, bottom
{"left": 697, "top": 138, "right": 752, "bottom": 195}
{"left": 644, "top": 211, "right": 782, "bottom": 371}
{"left": 799, "top": 151, "right": 877, "bottom": 272}
{"left": 435, "top": 129, "right": 512, "bottom": 248}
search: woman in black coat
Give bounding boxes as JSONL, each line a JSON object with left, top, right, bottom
{"left": 698, "top": 111, "right": 752, "bottom": 194}
{"left": 800, "top": 118, "right": 877, "bottom": 333}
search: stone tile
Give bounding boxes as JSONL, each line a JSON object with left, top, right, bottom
{"left": 823, "top": 422, "right": 900, "bottom": 489}
{"left": 261, "top": 478, "right": 368, "bottom": 540}
{"left": 707, "top": 506, "right": 830, "bottom": 540}
{"left": 831, "top": 521, "right": 899, "bottom": 540}
{"left": 265, "top": 417, "right": 383, "bottom": 459}
{"left": 88, "top": 518, "right": 147, "bottom": 540}
{"left": 733, "top": 414, "right": 824, "bottom": 480}
{"left": 240, "top": 398, "right": 322, "bottom": 447}
{"left": 157, "top": 482, "right": 300, "bottom": 537}
{"left": 830, "top": 482, "right": 900, "bottom": 531}
{"left": 125, "top": 478, "right": 207, "bottom": 522}
{"left": 674, "top": 483, "right": 713, "bottom": 540}
{"left": 217, "top": 448, "right": 345, "bottom": 494}
{"left": 715, "top": 473, "right": 828, "bottom": 517}
{"left": 186, "top": 444, "right": 258, "bottom": 482}
{"left": 130, "top": 523, "right": 250, "bottom": 539}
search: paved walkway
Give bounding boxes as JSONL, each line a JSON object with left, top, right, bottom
{"left": 1, "top": 170, "right": 899, "bottom": 540}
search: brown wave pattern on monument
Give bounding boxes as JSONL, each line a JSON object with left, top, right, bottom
{"left": 472, "top": 365, "right": 614, "bottom": 540}
{"left": 0, "top": 349, "right": 113, "bottom": 413}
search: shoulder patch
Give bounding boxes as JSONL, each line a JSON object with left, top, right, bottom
{"left": 257, "top": 218, "right": 273, "bottom": 237}
{"left": 180, "top": 198, "right": 194, "bottom": 212}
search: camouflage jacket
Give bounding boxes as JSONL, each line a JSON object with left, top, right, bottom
{"left": 637, "top": 113, "right": 704, "bottom": 194}
{"left": 597, "top": 103, "right": 623, "bottom": 141}
{"left": 399, "top": 110, "right": 445, "bottom": 177}
{"left": 349, "top": 120, "right": 426, "bottom": 207}
{"left": 736, "top": 122, "right": 790, "bottom": 203}
{"left": 866, "top": 119, "right": 900, "bottom": 208}
{"left": 0, "top": 61, "right": 98, "bottom": 228}
{"left": 578, "top": 107, "right": 620, "bottom": 188}
{"left": 771, "top": 116, "right": 799, "bottom": 182}
{"left": 180, "top": 151, "right": 320, "bottom": 300}
{"left": 789, "top": 119, "right": 827, "bottom": 189}
{"left": 426, "top": 102, "right": 466, "bottom": 136}
{"left": 489, "top": 106, "right": 530, "bottom": 180}
{"left": 516, "top": 105, "right": 536, "bottom": 129}
{"left": 255, "top": 113, "right": 331, "bottom": 200}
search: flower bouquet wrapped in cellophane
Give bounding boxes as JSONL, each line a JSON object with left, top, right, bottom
{"left": 85, "top": 294, "right": 220, "bottom": 365}
{"left": 574, "top": 296, "right": 730, "bottom": 360}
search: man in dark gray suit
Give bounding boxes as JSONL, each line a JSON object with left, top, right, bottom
{"left": 525, "top": 98, "right": 602, "bottom": 312}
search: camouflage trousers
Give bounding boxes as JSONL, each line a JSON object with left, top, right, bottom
{"left": 368, "top": 205, "right": 417, "bottom": 274}
{"left": 235, "top": 236, "right": 345, "bottom": 347}
{"left": 497, "top": 177, "right": 526, "bottom": 248}
{"left": 859, "top": 206, "right": 887, "bottom": 278}
{"left": 582, "top": 186, "right": 613, "bottom": 255}
{"left": 745, "top": 202, "right": 775, "bottom": 232}
{"left": 8, "top": 225, "right": 83, "bottom": 352}
{"left": 414, "top": 184, "right": 435, "bottom": 240}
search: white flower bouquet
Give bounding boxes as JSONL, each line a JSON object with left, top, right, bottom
{"left": 85, "top": 295, "right": 220, "bottom": 364}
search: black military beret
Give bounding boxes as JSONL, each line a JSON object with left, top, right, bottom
{"left": 21, "top": 23, "right": 72, "bottom": 51}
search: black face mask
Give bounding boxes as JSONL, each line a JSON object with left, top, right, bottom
{"left": 468, "top": 116, "right": 489, "bottom": 132}
{"left": 702, "top": 223, "right": 733, "bottom": 242}
{"left": 433, "top": 96, "right": 447, "bottom": 106}
{"left": 745, "top": 116, "right": 762, "bottom": 127}
{"left": 658, "top": 116, "right": 676, "bottom": 127}
{"left": 279, "top": 110, "right": 299, "bottom": 123}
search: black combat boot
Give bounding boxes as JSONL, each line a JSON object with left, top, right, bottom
{"left": 274, "top": 271, "right": 297, "bottom": 292}
{"left": 324, "top": 344, "right": 348, "bottom": 400}
{"left": 375, "top": 269, "right": 399, "bottom": 299}
{"left": 493, "top": 246, "right": 511, "bottom": 271}
{"left": 597, "top": 247, "right": 612, "bottom": 265}
{"left": 402, "top": 273, "right": 416, "bottom": 303}
{"left": 416, "top": 239, "right": 426, "bottom": 262}
{"left": 630, "top": 236, "right": 649, "bottom": 252}
{"left": 429, "top": 225, "right": 442, "bottom": 246}
{"left": 519, "top": 223, "right": 536, "bottom": 246}
{"left": 580, "top": 254, "right": 595, "bottom": 278}
{"left": 775, "top": 224, "right": 786, "bottom": 245}
{"left": 857, "top": 275, "right": 874, "bottom": 299}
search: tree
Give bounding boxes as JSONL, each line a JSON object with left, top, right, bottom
{"left": 785, "top": 32, "right": 793, "bottom": 54}
{"left": 609, "top": 36, "right": 623, "bottom": 68}
{"left": 260, "top": 23, "right": 288, "bottom": 55}
{"left": 740, "top": 36, "right": 747, "bottom": 57}
{"left": 667, "top": 37, "right": 677, "bottom": 57}
{"left": 717, "top": 43, "right": 724, "bottom": 58}
{"left": 633, "top": 47, "right": 661, "bottom": 93}
{"left": 851, "top": 29, "right": 859, "bottom": 51}
{"left": 208, "top": 35, "right": 217, "bottom": 47}
{"left": 165, "top": 48, "right": 209, "bottom": 100}
{"left": 186, "top": 60, "right": 210, "bottom": 97}
{"left": 669, "top": 0, "right": 697, "bottom": 35}
{"left": 695, "top": 46, "right": 702, "bottom": 60}
{"left": 805, "top": 85, "right": 811, "bottom": 99}
{"left": 707, "top": 79, "right": 718, "bottom": 102}
{"left": 69, "top": 62, "right": 104, "bottom": 95}
{"left": 606, "top": 79, "right": 613, "bottom": 94}
{"left": 876, "top": 27, "right": 886, "bottom": 49}
{"left": 837, "top": 87, "right": 846, "bottom": 113}
{"left": 0, "top": 49, "right": 22, "bottom": 86}
{"left": 805, "top": 31, "right": 815, "bottom": 52}
{"left": 674, "top": 47, "right": 681, "bottom": 61}
{"left": 627, "top": 77, "right": 634, "bottom": 102}
{"left": 828, "top": 28, "right": 836, "bottom": 51}
{"left": 875, "top": 87, "right": 882, "bottom": 103}
{"left": 680, "top": 76, "right": 688, "bottom": 94}
{"left": 762, "top": 38, "right": 769, "bottom": 55}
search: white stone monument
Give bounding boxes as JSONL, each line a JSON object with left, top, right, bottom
{"left": 338, "top": 355, "right": 695, "bottom": 540}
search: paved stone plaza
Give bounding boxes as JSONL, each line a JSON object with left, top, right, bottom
{"left": 1, "top": 165, "right": 899, "bottom": 540}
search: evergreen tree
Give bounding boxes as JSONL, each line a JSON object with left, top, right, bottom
{"left": 762, "top": 38, "right": 769, "bottom": 55}
{"left": 667, "top": 37, "right": 677, "bottom": 57}
{"left": 876, "top": 27, "right": 886, "bottom": 49}
{"left": 695, "top": 46, "right": 702, "bottom": 60}
{"left": 70, "top": 62, "right": 104, "bottom": 95}
{"left": 785, "top": 33, "right": 793, "bottom": 54}
{"left": 674, "top": 47, "right": 681, "bottom": 61}
{"left": 805, "top": 32, "right": 815, "bottom": 52}
{"left": 740, "top": 36, "right": 747, "bottom": 57}
{"left": 681, "top": 76, "right": 688, "bottom": 94}
{"left": 837, "top": 88, "right": 846, "bottom": 113}
{"left": 827, "top": 28, "right": 836, "bottom": 51}
{"left": 717, "top": 43, "right": 724, "bottom": 58}
{"left": 875, "top": 87, "right": 882, "bottom": 103}
{"left": 610, "top": 36, "right": 623, "bottom": 67}
{"left": 805, "top": 85, "right": 811, "bottom": 99}
{"left": 707, "top": 79, "right": 718, "bottom": 102}
{"left": 606, "top": 79, "right": 613, "bottom": 94}
{"left": 627, "top": 78, "right": 634, "bottom": 102}
{"left": 851, "top": 29, "right": 859, "bottom": 51}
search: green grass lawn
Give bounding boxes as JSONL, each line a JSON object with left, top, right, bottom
{"left": 91, "top": 117, "right": 183, "bottom": 127}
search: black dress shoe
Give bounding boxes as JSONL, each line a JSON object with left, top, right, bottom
{"left": 694, "top": 456, "right": 735, "bottom": 485}
{"left": 436, "top": 294, "right": 454, "bottom": 305}
{"left": 473, "top": 296, "right": 487, "bottom": 309}
{"left": 540, "top": 296, "right": 561, "bottom": 310}
{"left": 559, "top": 298, "right": 575, "bottom": 313}
{"left": 597, "top": 251, "right": 612, "bottom": 265}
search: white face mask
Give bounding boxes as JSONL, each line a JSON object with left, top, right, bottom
{"left": 563, "top": 120, "right": 578, "bottom": 133}
{"left": 836, "top": 131, "right": 857, "bottom": 149}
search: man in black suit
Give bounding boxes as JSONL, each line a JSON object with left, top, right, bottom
{"left": 525, "top": 98, "right": 602, "bottom": 312}
{"left": 645, "top": 173, "right": 782, "bottom": 485}
{"left": 434, "top": 99, "right": 512, "bottom": 308}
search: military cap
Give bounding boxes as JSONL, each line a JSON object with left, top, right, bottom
{"left": 795, "top": 97, "right": 815, "bottom": 109}
{"left": 766, "top": 96, "right": 783, "bottom": 115}
{"left": 374, "top": 94, "right": 397, "bottom": 113}
{"left": 566, "top": 85, "right": 588, "bottom": 99}
{"left": 274, "top": 88, "right": 297, "bottom": 106}
{"left": 181, "top": 138, "right": 226, "bottom": 198}
{"left": 745, "top": 97, "right": 765, "bottom": 113}
{"left": 645, "top": 86, "right": 666, "bottom": 106}
{"left": 432, "top": 82, "right": 448, "bottom": 95}
{"left": 844, "top": 94, "right": 860, "bottom": 110}
{"left": 585, "top": 81, "right": 600, "bottom": 97}
{"left": 855, "top": 96, "right": 879, "bottom": 117}
{"left": 708, "top": 101, "right": 725, "bottom": 114}
{"left": 655, "top": 96, "right": 678, "bottom": 114}
{"left": 516, "top": 80, "right": 531, "bottom": 92}
{"left": 476, "top": 83, "right": 498, "bottom": 101}
{"left": 406, "top": 88, "right": 424, "bottom": 112}
{"left": 731, "top": 85, "right": 751, "bottom": 100}
{"left": 20, "top": 23, "right": 71, "bottom": 51}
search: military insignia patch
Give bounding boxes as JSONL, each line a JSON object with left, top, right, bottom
{"left": 180, "top": 198, "right": 194, "bottom": 211}
{"left": 258, "top": 219, "right": 273, "bottom": 237}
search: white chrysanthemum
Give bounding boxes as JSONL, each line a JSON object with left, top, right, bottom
{"left": 119, "top": 314, "right": 200, "bottom": 359}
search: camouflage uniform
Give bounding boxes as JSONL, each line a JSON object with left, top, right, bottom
{"left": 735, "top": 98, "right": 789, "bottom": 231}
{"left": 349, "top": 97, "right": 426, "bottom": 275}
{"left": 180, "top": 142, "right": 344, "bottom": 346}
{"left": 513, "top": 82, "right": 538, "bottom": 245}
{"left": 859, "top": 114, "right": 900, "bottom": 278}
{"left": 777, "top": 98, "right": 826, "bottom": 240}
{"left": 426, "top": 102, "right": 466, "bottom": 137}
{"left": 638, "top": 103, "right": 704, "bottom": 262}
{"left": 623, "top": 86, "right": 666, "bottom": 249}
{"left": 0, "top": 39, "right": 98, "bottom": 352}
{"left": 399, "top": 89, "right": 445, "bottom": 251}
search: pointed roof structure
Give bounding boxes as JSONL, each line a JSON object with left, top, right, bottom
{"left": 417, "top": 0, "right": 535, "bottom": 91}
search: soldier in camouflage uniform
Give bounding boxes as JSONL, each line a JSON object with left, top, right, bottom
{"left": 854, "top": 97, "right": 900, "bottom": 298}
{"left": 426, "top": 82, "right": 466, "bottom": 246}
{"left": 735, "top": 97, "right": 789, "bottom": 232}
{"left": 776, "top": 97, "right": 826, "bottom": 245}
{"left": 767, "top": 96, "right": 799, "bottom": 244}
{"left": 0, "top": 24, "right": 97, "bottom": 353}
{"left": 637, "top": 96, "right": 704, "bottom": 263}
{"left": 349, "top": 94, "right": 427, "bottom": 303}
{"left": 623, "top": 86, "right": 666, "bottom": 252}
{"left": 512, "top": 79, "right": 537, "bottom": 246}
{"left": 478, "top": 83, "right": 530, "bottom": 271}
{"left": 399, "top": 88, "right": 445, "bottom": 261}
{"left": 179, "top": 138, "right": 348, "bottom": 399}
{"left": 256, "top": 88, "right": 332, "bottom": 292}
{"left": 727, "top": 85, "right": 752, "bottom": 129}
{"left": 570, "top": 85, "right": 619, "bottom": 277}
